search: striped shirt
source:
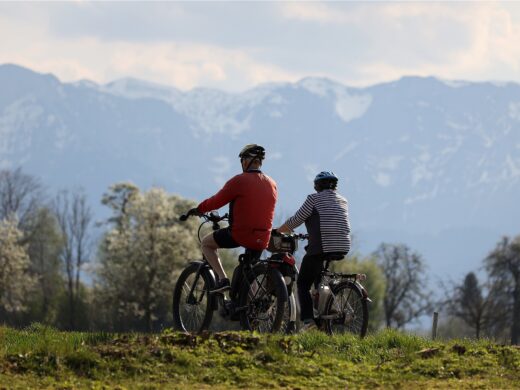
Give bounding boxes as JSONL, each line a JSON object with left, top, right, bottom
{"left": 284, "top": 189, "right": 351, "bottom": 256}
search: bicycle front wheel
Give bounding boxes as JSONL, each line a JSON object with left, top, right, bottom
{"left": 172, "top": 262, "right": 214, "bottom": 333}
{"left": 239, "top": 266, "right": 288, "bottom": 333}
{"left": 323, "top": 281, "right": 368, "bottom": 337}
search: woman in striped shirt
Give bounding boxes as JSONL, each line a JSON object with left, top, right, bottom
{"left": 277, "top": 171, "right": 351, "bottom": 331}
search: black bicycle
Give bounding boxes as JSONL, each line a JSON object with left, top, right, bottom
{"left": 265, "top": 230, "right": 307, "bottom": 334}
{"left": 172, "top": 211, "right": 289, "bottom": 333}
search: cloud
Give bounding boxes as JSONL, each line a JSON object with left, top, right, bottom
{"left": 279, "top": 2, "right": 352, "bottom": 24}
{"left": 278, "top": 2, "right": 520, "bottom": 86}
{"left": 1, "top": 2, "right": 520, "bottom": 91}
{"left": 354, "top": 3, "right": 520, "bottom": 85}
{"left": 0, "top": 10, "right": 299, "bottom": 91}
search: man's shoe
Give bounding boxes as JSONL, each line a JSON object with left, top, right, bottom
{"left": 300, "top": 319, "right": 318, "bottom": 332}
{"left": 211, "top": 278, "right": 230, "bottom": 293}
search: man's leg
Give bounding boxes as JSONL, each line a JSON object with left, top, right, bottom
{"left": 201, "top": 233, "right": 227, "bottom": 280}
{"left": 297, "top": 254, "right": 323, "bottom": 322}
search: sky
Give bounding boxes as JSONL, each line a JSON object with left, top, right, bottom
{"left": 1, "top": 1, "right": 520, "bottom": 92}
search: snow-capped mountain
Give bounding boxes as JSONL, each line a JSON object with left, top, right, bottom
{"left": 1, "top": 63, "right": 520, "bottom": 280}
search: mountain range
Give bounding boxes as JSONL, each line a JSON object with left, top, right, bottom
{"left": 1, "top": 63, "right": 520, "bottom": 283}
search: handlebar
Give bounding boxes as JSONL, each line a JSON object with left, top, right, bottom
{"left": 272, "top": 230, "right": 308, "bottom": 240}
{"left": 180, "top": 213, "right": 307, "bottom": 240}
{"left": 180, "top": 211, "right": 230, "bottom": 241}
{"left": 180, "top": 211, "right": 229, "bottom": 223}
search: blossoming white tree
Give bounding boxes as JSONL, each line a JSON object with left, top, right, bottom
{"left": 96, "top": 183, "right": 200, "bottom": 331}
{"left": 0, "top": 218, "right": 35, "bottom": 317}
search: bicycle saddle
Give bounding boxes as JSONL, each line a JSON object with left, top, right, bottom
{"left": 240, "top": 248, "right": 262, "bottom": 262}
{"left": 323, "top": 253, "right": 346, "bottom": 261}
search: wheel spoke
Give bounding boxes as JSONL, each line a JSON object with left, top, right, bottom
{"left": 246, "top": 274, "right": 278, "bottom": 332}
{"left": 327, "top": 284, "right": 367, "bottom": 336}
{"left": 177, "top": 271, "right": 209, "bottom": 333}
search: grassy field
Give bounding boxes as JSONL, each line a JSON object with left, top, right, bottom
{"left": 0, "top": 324, "right": 519, "bottom": 389}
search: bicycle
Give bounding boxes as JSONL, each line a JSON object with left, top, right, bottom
{"left": 172, "top": 211, "right": 290, "bottom": 333}
{"left": 267, "top": 232, "right": 370, "bottom": 336}
{"left": 265, "top": 230, "right": 307, "bottom": 334}
{"left": 310, "top": 252, "right": 371, "bottom": 337}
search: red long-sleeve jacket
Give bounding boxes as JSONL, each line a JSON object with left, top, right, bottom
{"left": 197, "top": 170, "right": 277, "bottom": 250}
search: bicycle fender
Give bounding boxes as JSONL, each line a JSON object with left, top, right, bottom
{"left": 338, "top": 280, "right": 371, "bottom": 303}
{"left": 288, "top": 292, "right": 297, "bottom": 323}
{"left": 353, "top": 281, "right": 372, "bottom": 303}
{"left": 189, "top": 260, "right": 219, "bottom": 310}
{"left": 189, "top": 260, "right": 217, "bottom": 282}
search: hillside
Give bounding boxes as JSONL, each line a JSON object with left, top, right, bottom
{"left": 1, "top": 63, "right": 520, "bottom": 279}
{"left": 0, "top": 325, "right": 518, "bottom": 389}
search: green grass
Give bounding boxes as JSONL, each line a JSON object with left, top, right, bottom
{"left": 1, "top": 324, "right": 519, "bottom": 389}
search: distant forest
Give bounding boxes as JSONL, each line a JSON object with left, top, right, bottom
{"left": 0, "top": 167, "right": 518, "bottom": 344}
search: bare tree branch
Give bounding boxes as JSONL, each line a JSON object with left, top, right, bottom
{"left": 375, "top": 243, "right": 433, "bottom": 328}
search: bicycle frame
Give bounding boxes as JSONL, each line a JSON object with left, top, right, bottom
{"left": 180, "top": 212, "right": 279, "bottom": 318}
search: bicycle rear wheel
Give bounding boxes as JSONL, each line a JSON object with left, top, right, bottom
{"left": 239, "top": 266, "right": 288, "bottom": 333}
{"left": 173, "top": 262, "right": 214, "bottom": 333}
{"left": 323, "top": 281, "right": 368, "bottom": 337}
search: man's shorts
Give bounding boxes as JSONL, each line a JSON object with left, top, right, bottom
{"left": 213, "top": 227, "right": 240, "bottom": 249}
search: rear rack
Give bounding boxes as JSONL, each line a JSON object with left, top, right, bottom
{"left": 323, "top": 270, "right": 366, "bottom": 281}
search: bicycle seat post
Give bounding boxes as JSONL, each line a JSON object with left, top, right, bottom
{"left": 324, "top": 260, "right": 331, "bottom": 272}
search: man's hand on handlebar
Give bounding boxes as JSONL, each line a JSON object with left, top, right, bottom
{"left": 180, "top": 209, "right": 229, "bottom": 223}
{"left": 179, "top": 207, "right": 201, "bottom": 221}
{"left": 187, "top": 207, "right": 201, "bottom": 217}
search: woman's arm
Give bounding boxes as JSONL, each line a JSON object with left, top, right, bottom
{"left": 276, "top": 195, "right": 314, "bottom": 232}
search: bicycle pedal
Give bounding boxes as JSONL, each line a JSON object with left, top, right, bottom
{"left": 219, "top": 299, "right": 234, "bottom": 317}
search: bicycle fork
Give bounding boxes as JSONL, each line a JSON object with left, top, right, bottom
{"left": 186, "top": 264, "right": 207, "bottom": 305}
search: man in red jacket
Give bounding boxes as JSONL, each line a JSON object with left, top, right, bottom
{"left": 186, "top": 144, "right": 278, "bottom": 292}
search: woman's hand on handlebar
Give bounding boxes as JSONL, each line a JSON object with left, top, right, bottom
{"left": 275, "top": 223, "right": 292, "bottom": 234}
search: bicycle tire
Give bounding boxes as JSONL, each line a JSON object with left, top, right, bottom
{"left": 281, "top": 291, "right": 297, "bottom": 334}
{"left": 239, "top": 265, "right": 288, "bottom": 333}
{"left": 323, "top": 281, "right": 368, "bottom": 337}
{"left": 172, "top": 262, "right": 215, "bottom": 333}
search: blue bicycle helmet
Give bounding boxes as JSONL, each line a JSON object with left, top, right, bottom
{"left": 314, "top": 171, "right": 338, "bottom": 183}
{"left": 314, "top": 171, "right": 338, "bottom": 191}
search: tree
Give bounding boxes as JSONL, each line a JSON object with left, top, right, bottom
{"left": 485, "top": 236, "right": 520, "bottom": 344}
{"left": 100, "top": 182, "right": 139, "bottom": 231}
{"left": 53, "top": 189, "right": 92, "bottom": 330}
{"left": 0, "top": 168, "right": 70, "bottom": 327}
{"left": 25, "top": 207, "right": 64, "bottom": 325}
{"left": 96, "top": 184, "right": 200, "bottom": 331}
{"left": 0, "top": 167, "right": 43, "bottom": 231}
{"left": 374, "top": 243, "right": 432, "bottom": 329}
{"left": 0, "top": 218, "right": 35, "bottom": 322}
{"left": 448, "top": 272, "right": 499, "bottom": 339}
